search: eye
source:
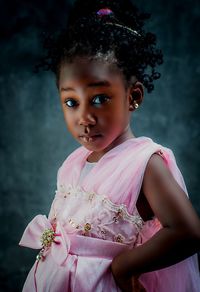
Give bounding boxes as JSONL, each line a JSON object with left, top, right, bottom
{"left": 92, "top": 94, "right": 110, "bottom": 105}
{"left": 64, "top": 99, "right": 78, "bottom": 108}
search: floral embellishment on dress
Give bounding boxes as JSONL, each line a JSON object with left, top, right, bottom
{"left": 88, "top": 192, "right": 95, "bottom": 202}
{"left": 36, "top": 226, "right": 63, "bottom": 261}
{"left": 101, "top": 229, "right": 106, "bottom": 235}
{"left": 36, "top": 228, "right": 58, "bottom": 261}
{"left": 113, "top": 208, "right": 124, "bottom": 223}
{"left": 82, "top": 223, "right": 92, "bottom": 235}
{"left": 41, "top": 228, "right": 56, "bottom": 248}
{"left": 68, "top": 218, "right": 80, "bottom": 229}
{"left": 114, "top": 234, "right": 125, "bottom": 243}
{"left": 84, "top": 223, "right": 91, "bottom": 232}
{"left": 99, "top": 227, "right": 107, "bottom": 240}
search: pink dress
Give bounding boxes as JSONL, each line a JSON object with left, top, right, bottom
{"left": 19, "top": 137, "right": 200, "bottom": 292}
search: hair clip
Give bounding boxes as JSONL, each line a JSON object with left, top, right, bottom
{"left": 105, "top": 22, "right": 141, "bottom": 36}
{"left": 97, "top": 8, "right": 114, "bottom": 17}
{"left": 96, "top": 8, "right": 140, "bottom": 37}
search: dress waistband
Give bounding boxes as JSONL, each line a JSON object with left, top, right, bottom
{"left": 69, "top": 234, "right": 130, "bottom": 259}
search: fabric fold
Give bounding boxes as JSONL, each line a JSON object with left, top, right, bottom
{"left": 19, "top": 214, "right": 70, "bottom": 266}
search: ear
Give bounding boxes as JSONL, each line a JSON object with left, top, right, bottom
{"left": 128, "top": 81, "right": 144, "bottom": 111}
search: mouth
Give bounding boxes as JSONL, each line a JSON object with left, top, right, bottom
{"left": 79, "top": 134, "right": 102, "bottom": 143}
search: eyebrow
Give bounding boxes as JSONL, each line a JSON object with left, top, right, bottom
{"left": 60, "top": 80, "right": 111, "bottom": 92}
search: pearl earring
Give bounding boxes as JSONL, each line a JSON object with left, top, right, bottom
{"left": 133, "top": 101, "right": 139, "bottom": 109}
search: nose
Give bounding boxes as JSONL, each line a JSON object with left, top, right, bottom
{"left": 78, "top": 107, "right": 96, "bottom": 127}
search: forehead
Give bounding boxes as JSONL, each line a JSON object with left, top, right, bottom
{"left": 59, "top": 58, "right": 126, "bottom": 88}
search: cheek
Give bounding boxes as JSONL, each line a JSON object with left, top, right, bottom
{"left": 97, "top": 111, "right": 115, "bottom": 127}
{"left": 62, "top": 109, "right": 75, "bottom": 129}
{"left": 104, "top": 103, "right": 127, "bottom": 122}
{"left": 99, "top": 114, "right": 123, "bottom": 134}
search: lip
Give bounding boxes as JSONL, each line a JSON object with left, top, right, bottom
{"left": 79, "top": 134, "right": 102, "bottom": 143}
{"left": 79, "top": 134, "right": 101, "bottom": 138}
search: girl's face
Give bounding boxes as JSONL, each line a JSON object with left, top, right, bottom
{"left": 58, "top": 57, "right": 140, "bottom": 161}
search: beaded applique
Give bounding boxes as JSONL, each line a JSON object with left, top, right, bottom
{"left": 36, "top": 228, "right": 56, "bottom": 261}
{"left": 50, "top": 184, "right": 144, "bottom": 247}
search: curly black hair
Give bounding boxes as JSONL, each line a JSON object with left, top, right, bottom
{"left": 38, "top": 0, "right": 163, "bottom": 93}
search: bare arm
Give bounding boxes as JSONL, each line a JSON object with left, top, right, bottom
{"left": 111, "top": 154, "right": 200, "bottom": 290}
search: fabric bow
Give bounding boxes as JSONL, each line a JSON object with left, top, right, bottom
{"left": 19, "top": 214, "right": 70, "bottom": 266}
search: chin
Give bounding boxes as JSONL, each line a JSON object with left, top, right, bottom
{"left": 81, "top": 144, "right": 104, "bottom": 152}
{"left": 79, "top": 141, "right": 108, "bottom": 153}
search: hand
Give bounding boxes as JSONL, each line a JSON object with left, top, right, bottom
{"left": 111, "top": 273, "right": 146, "bottom": 292}
{"left": 111, "top": 252, "right": 146, "bottom": 292}
{"left": 132, "top": 277, "right": 146, "bottom": 292}
{"left": 112, "top": 272, "right": 133, "bottom": 292}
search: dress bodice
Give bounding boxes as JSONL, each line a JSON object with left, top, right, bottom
{"left": 48, "top": 137, "right": 187, "bottom": 247}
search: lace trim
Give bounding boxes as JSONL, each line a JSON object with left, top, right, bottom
{"left": 52, "top": 184, "right": 144, "bottom": 231}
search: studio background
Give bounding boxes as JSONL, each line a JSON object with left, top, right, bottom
{"left": 0, "top": 0, "right": 199, "bottom": 291}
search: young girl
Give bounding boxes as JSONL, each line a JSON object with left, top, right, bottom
{"left": 19, "top": 0, "right": 200, "bottom": 291}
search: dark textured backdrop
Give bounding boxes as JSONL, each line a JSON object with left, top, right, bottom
{"left": 0, "top": 0, "right": 200, "bottom": 291}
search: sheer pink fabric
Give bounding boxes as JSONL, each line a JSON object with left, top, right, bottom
{"left": 19, "top": 137, "right": 200, "bottom": 291}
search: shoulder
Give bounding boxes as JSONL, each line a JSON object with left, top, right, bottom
{"left": 145, "top": 152, "right": 171, "bottom": 179}
{"left": 57, "top": 145, "right": 87, "bottom": 178}
{"left": 60, "top": 145, "right": 86, "bottom": 167}
{"left": 143, "top": 152, "right": 181, "bottom": 200}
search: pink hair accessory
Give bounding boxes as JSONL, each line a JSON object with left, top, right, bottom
{"left": 97, "top": 8, "right": 113, "bottom": 16}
